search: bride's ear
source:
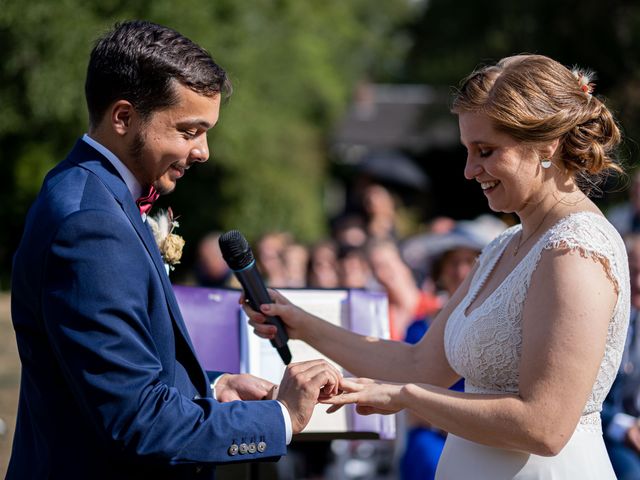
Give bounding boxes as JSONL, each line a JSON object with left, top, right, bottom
{"left": 539, "top": 138, "right": 561, "bottom": 162}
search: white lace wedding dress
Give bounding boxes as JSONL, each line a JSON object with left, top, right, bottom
{"left": 437, "top": 212, "right": 630, "bottom": 479}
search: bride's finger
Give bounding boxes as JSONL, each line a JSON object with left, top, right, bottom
{"left": 242, "top": 302, "right": 263, "bottom": 319}
{"left": 266, "top": 288, "right": 288, "bottom": 304}
{"left": 322, "top": 392, "right": 359, "bottom": 405}
{"left": 356, "top": 405, "right": 377, "bottom": 416}
{"left": 253, "top": 330, "right": 276, "bottom": 340}
{"left": 354, "top": 377, "right": 376, "bottom": 385}
{"left": 249, "top": 321, "right": 277, "bottom": 338}
{"left": 338, "top": 378, "right": 365, "bottom": 392}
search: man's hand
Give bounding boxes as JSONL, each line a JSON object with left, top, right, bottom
{"left": 214, "top": 373, "right": 276, "bottom": 402}
{"left": 323, "top": 377, "right": 405, "bottom": 416}
{"left": 276, "top": 360, "right": 342, "bottom": 434}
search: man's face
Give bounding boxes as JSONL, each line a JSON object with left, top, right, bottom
{"left": 127, "top": 83, "right": 221, "bottom": 194}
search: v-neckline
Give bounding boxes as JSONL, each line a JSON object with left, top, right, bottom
{"left": 461, "top": 211, "right": 598, "bottom": 318}
{"left": 462, "top": 232, "right": 527, "bottom": 318}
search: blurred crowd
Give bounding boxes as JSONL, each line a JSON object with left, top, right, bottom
{"left": 193, "top": 181, "right": 509, "bottom": 344}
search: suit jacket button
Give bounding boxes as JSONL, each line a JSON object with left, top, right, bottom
{"left": 238, "top": 443, "right": 248, "bottom": 455}
{"left": 228, "top": 444, "right": 239, "bottom": 456}
{"left": 248, "top": 442, "right": 257, "bottom": 454}
{"left": 257, "top": 441, "right": 267, "bottom": 453}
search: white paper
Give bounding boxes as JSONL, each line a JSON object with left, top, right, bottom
{"left": 240, "top": 288, "right": 393, "bottom": 436}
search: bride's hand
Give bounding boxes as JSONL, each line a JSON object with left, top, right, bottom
{"left": 241, "top": 288, "right": 306, "bottom": 340}
{"left": 322, "top": 377, "right": 406, "bottom": 416}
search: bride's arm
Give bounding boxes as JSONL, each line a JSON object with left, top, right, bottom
{"left": 330, "top": 248, "right": 617, "bottom": 456}
{"left": 247, "top": 264, "right": 479, "bottom": 387}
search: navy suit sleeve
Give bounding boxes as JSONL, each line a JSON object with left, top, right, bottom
{"left": 41, "top": 209, "right": 286, "bottom": 465}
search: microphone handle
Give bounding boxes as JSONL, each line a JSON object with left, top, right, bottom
{"left": 236, "top": 266, "right": 292, "bottom": 365}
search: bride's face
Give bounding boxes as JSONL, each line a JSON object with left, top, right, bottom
{"left": 459, "top": 112, "right": 543, "bottom": 215}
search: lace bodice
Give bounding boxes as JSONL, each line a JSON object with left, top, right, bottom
{"left": 444, "top": 212, "right": 630, "bottom": 431}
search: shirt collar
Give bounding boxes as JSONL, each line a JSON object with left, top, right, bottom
{"left": 82, "top": 134, "right": 143, "bottom": 201}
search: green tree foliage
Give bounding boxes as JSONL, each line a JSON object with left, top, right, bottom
{"left": 401, "top": 0, "right": 640, "bottom": 163}
{"left": 0, "top": 0, "right": 410, "bottom": 285}
{"left": 403, "top": 0, "right": 636, "bottom": 88}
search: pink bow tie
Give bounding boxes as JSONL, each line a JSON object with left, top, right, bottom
{"left": 136, "top": 185, "right": 160, "bottom": 216}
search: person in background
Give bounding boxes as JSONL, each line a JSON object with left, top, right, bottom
{"left": 331, "top": 214, "right": 369, "bottom": 250}
{"left": 194, "top": 231, "right": 235, "bottom": 288}
{"left": 256, "top": 231, "right": 291, "bottom": 287}
{"left": 400, "top": 214, "right": 507, "bottom": 297}
{"left": 307, "top": 240, "right": 340, "bottom": 289}
{"left": 365, "top": 238, "right": 440, "bottom": 341}
{"left": 608, "top": 170, "right": 640, "bottom": 236}
{"left": 428, "top": 216, "right": 456, "bottom": 235}
{"left": 603, "top": 233, "right": 640, "bottom": 479}
{"left": 337, "top": 245, "right": 374, "bottom": 289}
{"left": 362, "top": 183, "right": 398, "bottom": 240}
{"left": 283, "top": 242, "right": 309, "bottom": 288}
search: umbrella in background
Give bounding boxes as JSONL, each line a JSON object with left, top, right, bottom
{"left": 357, "top": 150, "right": 430, "bottom": 191}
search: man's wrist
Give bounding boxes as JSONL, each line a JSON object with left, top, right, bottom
{"left": 276, "top": 400, "right": 293, "bottom": 444}
{"left": 210, "top": 373, "right": 228, "bottom": 400}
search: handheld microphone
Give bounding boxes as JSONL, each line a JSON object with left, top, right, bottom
{"left": 218, "top": 230, "right": 292, "bottom": 365}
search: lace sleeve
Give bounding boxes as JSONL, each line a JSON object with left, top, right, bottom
{"left": 542, "top": 214, "right": 628, "bottom": 297}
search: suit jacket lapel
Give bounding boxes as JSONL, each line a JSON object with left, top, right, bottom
{"left": 69, "top": 140, "right": 210, "bottom": 395}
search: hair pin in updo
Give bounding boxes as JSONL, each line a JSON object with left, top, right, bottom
{"left": 571, "top": 68, "right": 595, "bottom": 99}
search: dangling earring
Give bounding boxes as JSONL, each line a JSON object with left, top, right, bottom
{"left": 541, "top": 158, "right": 552, "bottom": 169}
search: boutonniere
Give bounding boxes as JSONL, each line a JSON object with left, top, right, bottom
{"left": 147, "top": 207, "right": 185, "bottom": 271}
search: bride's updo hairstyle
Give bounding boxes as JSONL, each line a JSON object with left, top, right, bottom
{"left": 452, "top": 54, "right": 623, "bottom": 193}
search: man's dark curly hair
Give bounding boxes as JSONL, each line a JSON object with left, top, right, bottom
{"left": 85, "top": 20, "right": 231, "bottom": 127}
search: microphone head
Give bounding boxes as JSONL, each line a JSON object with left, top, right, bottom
{"left": 219, "top": 230, "right": 255, "bottom": 270}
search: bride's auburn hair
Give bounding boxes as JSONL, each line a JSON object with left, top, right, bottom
{"left": 452, "top": 54, "right": 623, "bottom": 193}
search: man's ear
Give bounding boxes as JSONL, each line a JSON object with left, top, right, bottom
{"left": 110, "top": 100, "right": 136, "bottom": 137}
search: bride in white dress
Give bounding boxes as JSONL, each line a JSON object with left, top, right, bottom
{"left": 245, "top": 54, "right": 629, "bottom": 479}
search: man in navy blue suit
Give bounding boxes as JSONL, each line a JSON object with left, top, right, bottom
{"left": 8, "top": 20, "right": 340, "bottom": 479}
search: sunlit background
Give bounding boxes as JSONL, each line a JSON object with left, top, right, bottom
{"left": 1, "top": 0, "right": 639, "bottom": 477}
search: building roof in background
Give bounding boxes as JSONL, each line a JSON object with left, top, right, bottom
{"left": 332, "top": 82, "right": 459, "bottom": 165}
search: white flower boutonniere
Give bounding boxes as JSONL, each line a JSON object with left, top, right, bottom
{"left": 147, "top": 207, "right": 185, "bottom": 271}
